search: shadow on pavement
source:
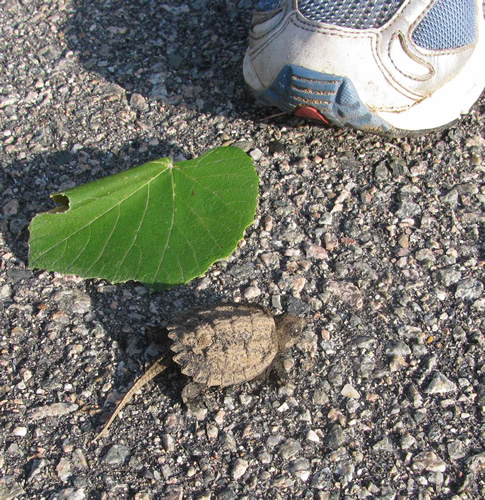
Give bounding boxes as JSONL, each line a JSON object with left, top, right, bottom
{"left": 62, "top": 0, "right": 255, "bottom": 116}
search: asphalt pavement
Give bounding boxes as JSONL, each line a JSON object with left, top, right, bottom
{"left": 1, "top": 0, "right": 485, "bottom": 498}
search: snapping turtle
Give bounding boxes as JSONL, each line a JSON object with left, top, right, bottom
{"left": 93, "top": 303, "right": 303, "bottom": 441}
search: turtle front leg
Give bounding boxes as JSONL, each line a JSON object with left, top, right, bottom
{"left": 271, "top": 356, "right": 292, "bottom": 384}
{"left": 181, "top": 381, "right": 206, "bottom": 407}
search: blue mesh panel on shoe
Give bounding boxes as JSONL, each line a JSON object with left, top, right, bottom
{"left": 412, "top": 0, "right": 477, "bottom": 50}
{"left": 256, "top": 0, "right": 280, "bottom": 12}
{"left": 297, "top": 0, "right": 406, "bottom": 29}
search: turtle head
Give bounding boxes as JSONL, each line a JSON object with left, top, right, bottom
{"left": 274, "top": 314, "right": 304, "bottom": 351}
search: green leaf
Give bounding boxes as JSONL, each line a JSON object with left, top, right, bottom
{"left": 29, "top": 147, "right": 258, "bottom": 288}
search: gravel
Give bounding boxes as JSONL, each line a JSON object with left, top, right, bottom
{"left": 1, "top": 0, "right": 485, "bottom": 498}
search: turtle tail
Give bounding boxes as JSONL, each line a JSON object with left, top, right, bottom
{"left": 91, "top": 355, "right": 171, "bottom": 444}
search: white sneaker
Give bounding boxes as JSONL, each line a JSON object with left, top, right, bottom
{"left": 244, "top": 0, "right": 485, "bottom": 135}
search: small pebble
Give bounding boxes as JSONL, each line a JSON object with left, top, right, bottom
{"left": 439, "top": 268, "right": 462, "bottom": 287}
{"left": 214, "top": 410, "right": 225, "bottom": 425}
{"left": 72, "top": 449, "right": 88, "bottom": 470}
{"left": 397, "top": 234, "right": 409, "bottom": 248}
{"left": 400, "top": 433, "right": 416, "bottom": 450}
{"left": 249, "top": 148, "right": 263, "bottom": 161}
{"left": 341, "top": 384, "right": 360, "bottom": 399}
{"left": 258, "top": 451, "right": 272, "bottom": 464}
{"left": 129, "top": 92, "right": 148, "bottom": 111}
{"left": 447, "top": 440, "right": 467, "bottom": 460}
{"left": 231, "top": 458, "right": 248, "bottom": 480}
{"left": 395, "top": 201, "right": 421, "bottom": 218}
{"left": 56, "top": 457, "right": 72, "bottom": 483}
{"left": 415, "top": 248, "right": 435, "bottom": 262}
{"left": 2, "top": 199, "right": 19, "bottom": 216}
{"left": 0, "top": 284, "right": 13, "bottom": 300}
{"left": 425, "top": 372, "right": 457, "bottom": 394}
{"left": 373, "top": 436, "right": 393, "bottom": 452}
{"left": 291, "top": 276, "right": 306, "bottom": 294}
{"left": 267, "top": 434, "right": 285, "bottom": 448}
{"left": 244, "top": 286, "right": 261, "bottom": 299}
{"left": 412, "top": 451, "right": 447, "bottom": 472}
{"left": 279, "top": 439, "right": 302, "bottom": 460}
{"left": 222, "top": 432, "right": 237, "bottom": 452}
{"left": 277, "top": 401, "right": 289, "bottom": 412}
{"left": 206, "top": 424, "right": 218, "bottom": 440}
{"left": 375, "top": 162, "right": 390, "bottom": 180}
{"left": 306, "top": 430, "right": 320, "bottom": 443}
{"left": 50, "top": 488, "right": 86, "bottom": 500}
{"left": 325, "top": 281, "right": 363, "bottom": 310}
{"left": 163, "top": 434, "right": 175, "bottom": 452}
{"left": 191, "top": 405, "right": 208, "bottom": 421}
{"left": 28, "top": 459, "right": 47, "bottom": 481}
{"left": 335, "top": 461, "right": 354, "bottom": 483}
{"left": 455, "top": 278, "right": 484, "bottom": 301}
{"left": 385, "top": 340, "right": 411, "bottom": 356}
{"left": 28, "top": 403, "right": 79, "bottom": 421}
{"left": 12, "top": 426, "right": 27, "bottom": 437}
{"left": 467, "top": 452, "right": 485, "bottom": 471}
{"left": 289, "top": 458, "right": 311, "bottom": 481}
{"left": 101, "top": 445, "right": 131, "bottom": 465}
{"left": 323, "top": 233, "right": 339, "bottom": 251}
{"left": 306, "top": 244, "right": 328, "bottom": 260}
{"left": 239, "top": 394, "right": 252, "bottom": 405}
{"left": 325, "top": 424, "right": 345, "bottom": 450}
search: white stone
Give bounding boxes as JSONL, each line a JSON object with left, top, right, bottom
{"left": 425, "top": 372, "right": 457, "bottom": 394}
{"left": 231, "top": 458, "right": 249, "bottom": 480}
{"left": 341, "top": 383, "right": 360, "bottom": 399}
{"left": 244, "top": 286, "right": 261, "bottom": 299}
{"left": 306, "top": 430, "right": 320, "bottom": 443}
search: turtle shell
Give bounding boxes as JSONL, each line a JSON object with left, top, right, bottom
{"left": 167, "top": 303, "right": 278, "bottom": 387}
